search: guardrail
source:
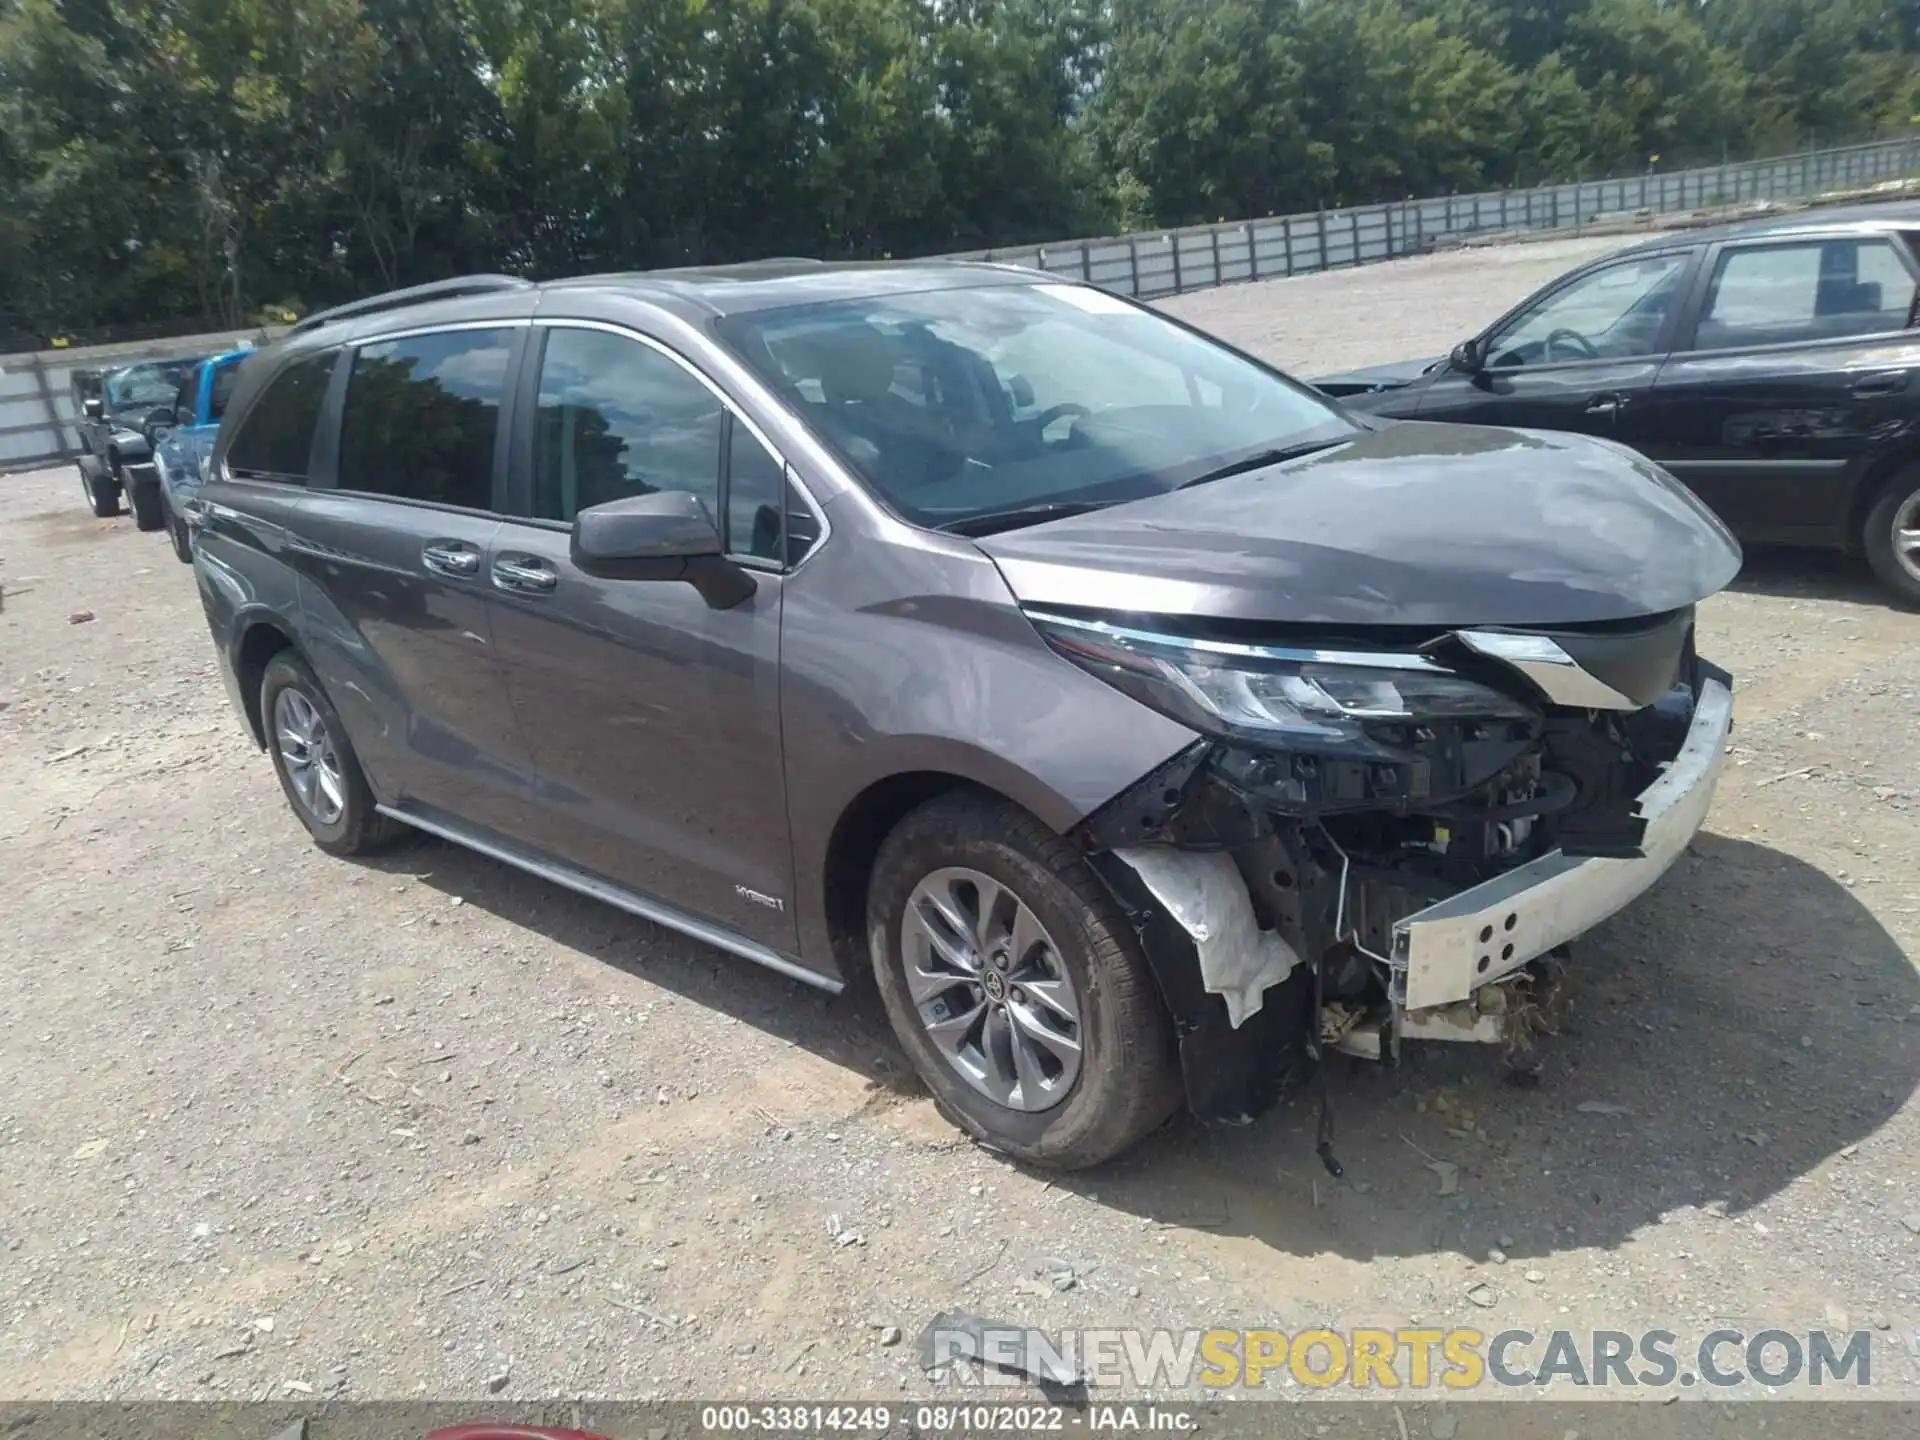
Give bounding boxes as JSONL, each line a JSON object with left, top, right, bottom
{"left": 945, "top": 136, "right": 1920, "bottom": 299}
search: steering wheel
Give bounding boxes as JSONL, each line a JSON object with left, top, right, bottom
{"left": 1031, "top": 402, "right": 1091, "bottom": 439}
{"left": 1543, "top": 328, "right": 1599, "bottom": 362}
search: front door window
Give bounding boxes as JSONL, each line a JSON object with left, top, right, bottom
{"left": 1486, "top": 253, "right": 1692, "bottom": 368}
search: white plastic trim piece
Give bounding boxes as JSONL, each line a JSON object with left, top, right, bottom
{"left": 1113, "top": 845, "right": 1299, "bottom": 1028}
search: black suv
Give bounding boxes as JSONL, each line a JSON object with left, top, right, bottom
{"left": 73, "top": 356, "right": 203, "bottom": 527}
{"left": 1314, "top": 200, "right": 1920, "bottom": 603}
{"left": 194, "top": 266, "right": 1737, "bottom": 1168}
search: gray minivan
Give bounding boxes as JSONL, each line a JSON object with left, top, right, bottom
{"left": 193, "top": 263, "right": 1739, "bottom": 1168}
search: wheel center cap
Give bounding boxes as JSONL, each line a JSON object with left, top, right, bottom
{"left": 981, "top": 969, "right": 1008, "bottom": 1003}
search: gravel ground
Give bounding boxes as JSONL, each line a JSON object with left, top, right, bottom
{"left": 3, "top": 236, "right": 1918, "bottom": 1409}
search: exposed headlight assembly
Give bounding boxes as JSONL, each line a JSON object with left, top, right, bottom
{"left": 1027, "top": 609, "right": 1536, "bottom": 744}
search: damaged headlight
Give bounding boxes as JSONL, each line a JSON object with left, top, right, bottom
{"left": 1028, "top": 609, "right": 1534, "bottom": 743}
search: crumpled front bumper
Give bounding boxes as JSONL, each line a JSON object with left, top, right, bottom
{"left": 1397, "top": 675, "right": 1733, "bottom": 1012}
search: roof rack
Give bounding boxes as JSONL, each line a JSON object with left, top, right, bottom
{"left": 287, "top": 275, "right": 532, "bottom": 336}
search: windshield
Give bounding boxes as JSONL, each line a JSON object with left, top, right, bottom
{"left": 713, "top": 282, "right": 1357, "bottom": 529}
{"left": 106, "top": 361, "right": 193, "bottom": 410}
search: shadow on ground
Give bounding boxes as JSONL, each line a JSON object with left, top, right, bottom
{"left": 361, "top": 826, "right": 1915, "bottom": 1268}
{"left": 358, "top": 835, "right": 909, "bottom": 1090}
{"left": 1076, "top": 831, "right": 1918, "bottom": 1262}
{"left": 1729, "top": 544, "right": 1894, "bottom": 606}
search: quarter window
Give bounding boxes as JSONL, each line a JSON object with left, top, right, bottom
{"left": 1692, "top": 239, "right": 1917, "bottom": 350}
{"left": 339, "top": 330, "right": 512, "bottom": 509}
{"left": 726, "top": 420, "right": 786, "bottom": 561}
{"left": 226, "top": 350, "right": 337, "bottom": 481}
{"left": 533, "top": 328, "right": 723, "bottom": 524}
{"left": 1486, "top": 253, "right": 1692, "bottom": 367}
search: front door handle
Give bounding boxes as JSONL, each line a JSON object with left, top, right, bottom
{"left": 422, "top": 541, "right": 480, "bottom": 578}
{"left": 1850, "top": 372, "right": 1908, "bottom": 397}
{"left": 492, "top": 555, "right": 557, "bottom": 594}
{"left": 1585, "top": 392, "right": 1626, "bottom": 416}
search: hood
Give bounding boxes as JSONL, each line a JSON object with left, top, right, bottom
{"left": 1311, "top": 356, "right": 1442, "bottom": 397}
{"left": 977, "top": 422, "right": 1743, "bottom": 629}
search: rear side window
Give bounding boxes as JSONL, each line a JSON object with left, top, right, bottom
{"left": 1693, "top": 238, "right": 1918, "bottom": 350}
{"left": 208, "top": 362, "right": 241, "bottom": 422}
{"left": 227, "top": 351, "right": 337, "bottom": 480}
{"left": 340, "top": 329, "right": 513, "bottom": 510}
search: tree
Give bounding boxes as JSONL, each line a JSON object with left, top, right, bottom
{"left": 2, "top": 0, "right": 1916, "bottom": 338}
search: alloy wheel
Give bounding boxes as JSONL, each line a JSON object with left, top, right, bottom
{"left": 1894, "top": 487, "right": 1920, "bottom": 586}
{"left": 273, "top": 687, "right": 346, "bottom": 826}
{"left": 901, "top": 866, "right": 1083, "bottom": 1112}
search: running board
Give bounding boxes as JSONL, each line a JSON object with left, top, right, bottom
{"left": 377, "top": 803, "right": 842, "bottom": 995}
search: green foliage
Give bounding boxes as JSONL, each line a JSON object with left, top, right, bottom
{"left": 0, "top": 0, "right": 1914, "bottom": 337}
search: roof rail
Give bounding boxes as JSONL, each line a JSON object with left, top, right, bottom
{"left": 288, "top": 275, "right": 532, "bottom": 336}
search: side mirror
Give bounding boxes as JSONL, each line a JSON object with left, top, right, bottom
{"left": 1450, "top": 339, "right": 1485, "bottom": 374}
{"left": 145, "top": 406, "right": 177, "bottom": 431}
{"left": 83, "top": 397, "right": 105, "bottom": 420}
{"left": 1006, "top": 373, "right": 1036, "bottom": 408}
{"left": 570, "top": 490, "right": 755, "bottom": 609}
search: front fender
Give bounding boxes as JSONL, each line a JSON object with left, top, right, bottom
{"left": 153, "top": 449, "right": 201, "bottom": 507}
{"left": 777, "top": 524, "right": 1200, "bottom": 979}
{"left": 107, "top": 428, "right": 152, "bottom": 462}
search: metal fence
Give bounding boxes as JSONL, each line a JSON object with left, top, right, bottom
{"left": 0, "top": 328, "right": 273, "bottom": 475}
{"left": 946, "top": 136, "right": 1920, "bottom": 300}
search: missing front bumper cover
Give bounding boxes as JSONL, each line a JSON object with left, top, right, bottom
{"left": 1083, "top": 664, "right": 1731, "bottom": 1122}
{"left": 1391, "top": 675, "right": 1730, "bottom": 1011}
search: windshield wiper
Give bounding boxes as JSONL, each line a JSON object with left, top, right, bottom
{"left": 1175, "top": 436, "right": 1351, "bottom": 490}
{"left": 937, "top": 500, "right": 1112, "bottom": 537}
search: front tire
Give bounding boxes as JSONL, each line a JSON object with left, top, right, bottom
{"left": 162, "top": 492, "right": 193, "bottom": 563}
{"left": 259, "top": 651, "right": 401, "bottom": 857}
{"left": 867, "top": 791, "right": 1179, "bottom": 1169}
{"left": 127, "top": 471, "right": 165, "bottom": 531}
{"left": 1863, "top": 468, "right": 1920, "bottom": 607}
{"left": 83, "top": 468, "right": 119, "bottom": 518}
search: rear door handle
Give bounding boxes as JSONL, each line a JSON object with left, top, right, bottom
{"left": 1585, "top": 392, "right": 1626, "bottom": 415}
{"left": 1850, "top": 372, "right": 1908, "bottom": 397}
{"left": 422, "top": 541, "right": 481, "bottom": 578}
{"left": 492, "top": 554, "right": 557, "bottom": 594}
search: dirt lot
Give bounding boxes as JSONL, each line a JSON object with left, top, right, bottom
{"left": 3, "top": 236, "right": 1919, "bottom": 1409}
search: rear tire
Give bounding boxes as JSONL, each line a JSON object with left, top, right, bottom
{"left": 259, "top": 651, "right": 402, "bottom": 857}
{"left": 83, "top": 468, "right": 119, "bottom": 518}
{"left": 1863, "top": 468, "right": 1920, "bottom": 607}
{"left": 127, "top": 471, "right": 165, "bottom": 532}
{"left": 866, "top": 791, "right": 1179, "bottom": 1169}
